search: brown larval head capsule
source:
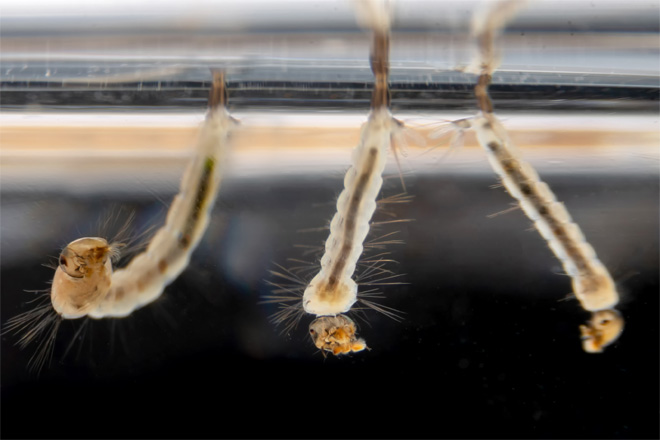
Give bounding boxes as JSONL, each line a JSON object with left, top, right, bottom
{"left": 50, "top": 237, "right": 115, "bottom": 319}
{"left": 580, "top": 309, "right": 624, "bottom": 353}
{"left": 308, "top": 314, "right": 367, "bottom": 356}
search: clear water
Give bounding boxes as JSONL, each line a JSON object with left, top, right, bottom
{"left": 1, "top": 1, "right": 658, "bottom": 438}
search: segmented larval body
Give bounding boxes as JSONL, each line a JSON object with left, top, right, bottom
{"left": 472, "top": 115, "right": 618, "bottom": 312}
{"left": 302, "top": 107, "right": 397, "bottom": 317}
{"left": 462, "top": 0, "right": 623, "bottom": 352}
{"left": 50, "top": 74, "right": 234, "bottom": 319}
{"left": 93, "top": 110, "right": 233, "bottom": 318}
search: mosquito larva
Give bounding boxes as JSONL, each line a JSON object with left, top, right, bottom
{"left": 6, "top": 71, "right": 235, "bottom": 370}
{"left": 302, "top": 0, "right": 406, "bottom": 356}
{"left": 56, "top": 71, "right": 235, "bottom": 319}
{"left": 265, "top": 0, "right": 405, "bottom": 356}
{"left": 462, "top": 0, "right": 624, "bottom": 352}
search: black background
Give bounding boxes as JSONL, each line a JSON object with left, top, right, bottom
{"left": 2, "top": 169, "right": 658, "bottom": 439}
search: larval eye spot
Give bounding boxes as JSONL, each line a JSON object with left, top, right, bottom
{"left": 158, "top": 259, "right": 168, "bottom": 274}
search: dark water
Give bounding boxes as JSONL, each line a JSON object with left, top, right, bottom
{"left": 1, "top": 169, "right": 658, "bottom": 439}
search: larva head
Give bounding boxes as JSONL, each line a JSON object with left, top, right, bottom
{"left": 51, "top": 237, "right": 114, "bottom": 319}
{"left": 580, "top": 309, "right": 624, "bottom": 353}
{"left": 308, "top": 314, "right": 367, "bottom": 356}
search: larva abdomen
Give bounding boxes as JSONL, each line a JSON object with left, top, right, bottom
{"left": 302, "top": 110, "right": 395, "bottom": 317}
{"left": 477, "top": 117, "right": 618, "bottom": 311}
{"left": 88, "top": 76, "right": 234, "bottom": 319}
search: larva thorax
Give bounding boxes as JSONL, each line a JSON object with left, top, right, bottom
{"left": 572, "top": 270, "right": 618, "bottom": 312}
{"left": 50, "top": 237, "right": 117, "bottom": 319}
{"left": 303, "top": 275, "right": 358, "bottom": 317}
